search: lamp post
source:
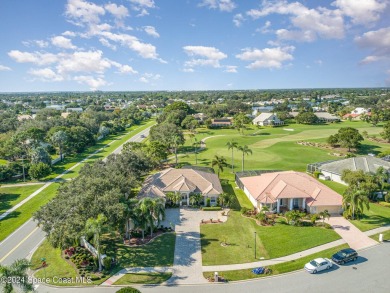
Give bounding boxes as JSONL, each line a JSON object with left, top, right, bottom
{"left": 254, "top": 231, "right": 257, "bottom": 259}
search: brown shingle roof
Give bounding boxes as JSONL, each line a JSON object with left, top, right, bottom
{"left": 240, "top": 171, "right": 342, "bottom": 207}
{"left": 139, "top": 168, "right": 223, "bottom": 199}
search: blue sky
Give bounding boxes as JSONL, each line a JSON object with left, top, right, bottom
{"left": 0, "top": 0, "right": 389, "bottom": 92}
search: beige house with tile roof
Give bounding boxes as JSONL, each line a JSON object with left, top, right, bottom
{"left": 238, "top": 171, "right": 343, "bottom": 214}
{"left": 139, "top": 167, "right": 223, "bottom": 206}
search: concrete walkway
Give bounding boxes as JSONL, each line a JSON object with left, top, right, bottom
{"left": 327, "top": 216, "right": 378, "bottom": 250}
{"left": 364, "top": 225, "right": 390, "bottom": 236}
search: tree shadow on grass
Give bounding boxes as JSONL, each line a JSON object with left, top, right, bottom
{"left": 0, "top": 193, "right": 21, "bottom": 213}
{"left": 356, "top": 144, "right": 381, "bottom": 155}
{"left": 358, "top": 214, "right": 390, "bottom": 226}
{"left": 221, "top": 183, "right": 241, "bottom": 211}
{"left": 1, "top": 210, "right": 21, "bottom": 220}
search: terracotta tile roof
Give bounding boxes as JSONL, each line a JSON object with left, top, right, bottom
{"left": 139, "top": 167, "right": 223, "bottom": 199}
{"left": 240, "top": 171, "right": 342, "bottom": 207}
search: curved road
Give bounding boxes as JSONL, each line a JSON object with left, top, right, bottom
{"left": 34, "top": 243, "right": 390, "bottom": 292}
{"left": 0, "top": 126, "right": 152, "bottom": 266}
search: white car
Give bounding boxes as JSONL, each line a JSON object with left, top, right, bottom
{"left": 304, "top": 258, "right": 333, "bottom": 274}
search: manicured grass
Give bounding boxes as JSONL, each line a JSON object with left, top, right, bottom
{"left": 114, "top": 272, "right": 172, "bottom": 285}
{"left": 177, "top": 121, "right": 388, "bottom": 174}
{"left": 0, "top": 184, "right": 44, "bottom": 213}
{"left": 0, "top": 183, "right": 60, "bottom": 242}
{"left": 103, "top": 233, "right": 176, "bottom": 268}
{"left": 319, "top": 180, "right": 348, "bottom": 195}
{"left": 0, "top": 159, "right": 8, "bottom": 165}
{"left": 201, "top": 210, "right": 341, "bottom": 266}
{"left": 370, "top": 230, "right": 390, "bottom": 241}
{"left": 31, "top": 239, "right": 77, "bottom": 280}
{"left": 203, "top": 244, "right": 349, "bottom": 281}
{"left": 350, "top": 202, "right": 390, "bottom": 231}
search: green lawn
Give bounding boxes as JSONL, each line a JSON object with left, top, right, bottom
{"left": 31, "top": 239, "right": 77, "bottom": 280}
{"left": 103, "top": 233, "right": 176, "bottom": 268}
{"left": 114, "top": 273, "right": 172, "bottom": 285}
{"left": 201, "top": 211, "right": 341, "bottom": 266}
{"left": 203, "top": 244, "right": 349, "bottom": 281}
{"left": 0, "top": 184, "right": 44, "bottom": 214}
{"left": 320, "top": 180, "right": 348, "bottom": 195}
{"left": 0, "top": 183, "right": 60, "bottom": 242}
{"left": 350, "top": 203, "right": 390, "bottom": 231}
{"left": 370, "top": 230, "right": 390, "bottom": 241}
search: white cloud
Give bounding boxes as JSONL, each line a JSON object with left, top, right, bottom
{"left": 65, "top": 0, "right": 105, "bottom": 26}
{"left": 23, "top": 40, "right": 49, "bottom": 48}
{"left": 117, "top": 64, "right": 138, "bottom": 74}
{"left": 139, "top": 72, "right": 160, "bottom": 83}
{"left": 144, "top": 26, "right": 160, "bottom": 38}
{"left": 256, "top": 21, "right": 271, "bottom": 34}
{"left": 0, "top": 65, "right": 11, "bottom": 71}
{"left": 100, "top": 31, "right": 163, "bottom": 61}
{"left": 28, "top": 68, "right": 64, "bottom": 81}
{"left": 8, "top": 50, "right": 58, "bottom": 65}
{"left": 332, "top": 0, "right": 387, "bottom": 25}
{"left": 99, "top": 38, "right": 117, "bottom": 50}
{"left": 355, "top": 27, "right": 390, "bottom": 63}
{"left": 236, "top": 46, "right": 295, "bottom": 69}
{"left": 247, "top": 1, "right": 345, "bottom": 42}
{"left": 233, "top": 13, "right": 245, "bottom": 27}
{"left": 224, "top": 65, "right": 237, "bottom": 73}
{"left": 62, "top": 31, "right": 77, "bottom": 37}
{"left": 129, "top": 0, "right": 155, "bottom": 16}
{"left": 51, "top": 36, "right": 77, "bottom": 49}
{"left": 104, "top": 3, "right": 129, "bottom": 19}
{"left": 56, "top": 50, "right": 112, "bottom": 75}
{"left": 183, "top": 45, "right": 227, "bottom": 70}
{"left": 199, "top": 0, "right": 236, "bottom": 12}
{"left": 73, "top": 75, "right": 108, "bottom": 90}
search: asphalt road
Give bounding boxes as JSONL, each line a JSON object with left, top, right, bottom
{"left": 0, "top": 126, "right": 152, "bottom": 267}
{"left": 32, "top": 243, "right": 390, "bottom": 293}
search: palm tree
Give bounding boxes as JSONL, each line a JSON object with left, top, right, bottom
{"left": 124, "top": 198, "right": 139, "bottom": 240}
{"left": 190, "top": 193, "right": 202, "bottom": 206}
{"left": 219, "top": 192, "right": 234, "bottom": 207}
{"left": 193, "top": 138, "right": 201, "bottom": 165}
{"left": 237, "top": 145, "right": 253, "bottom": 172}
{"left": 319, "top": 209, "right": 331, "bottom": 224}
{"left": 150, "top": 198, "right": 165, "bottom": 233}
{"left": 342, "top": 188, "right": 370, "bottom": 220}
{"left": 138, "top": 197, "right": 154, "bottom": 237}
{"left": 170, "top": 135, "right": 182, "bottom": 166}
{"left": 51, "top": 130, "right": 68, "bottom": 161}
{"left": 211, "top": 155, "right": 228, "bottom": 177}
{"left": 0, "top": 259, "right": 33, "bottom": 293}
{"left": 226, "top": 140, "right": 238, "bottom": 173}
{"left": 85, "top": 214, "right": 107, "bottom": 272}
{"left": 375, "top": 166, "right": 389, "bottom": 196}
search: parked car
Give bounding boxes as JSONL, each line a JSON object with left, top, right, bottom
{"left": 332, "top": 248, "right": 358, "bottom": 264}
{"left": 304, "top": 258, "right": 333, "bottom": 274}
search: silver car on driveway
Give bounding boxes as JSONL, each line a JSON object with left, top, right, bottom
{"left": 304, "top": 258, "right": 333, "bottom": 274}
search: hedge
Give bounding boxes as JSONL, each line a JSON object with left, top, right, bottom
{"left": 202, "top": 206, "right": 222, "bottom": 211}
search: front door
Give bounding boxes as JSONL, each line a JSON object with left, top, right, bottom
{"left": 293, "top": 198, "right": 299, "bottom": 209}
{"left": 181, "top": 194, "right": 187, "bottom": 206}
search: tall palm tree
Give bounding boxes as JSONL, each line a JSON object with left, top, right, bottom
{"left": 85, "top": 214, "right": 107, "bottom": 272}
{"left": 342, "top": 188, "right": 370, "bottom": 220}
{"left": 170, "top": 135, "right": 182, "bottom": 166}
{"left": 193, "top": 138, "right": 201, "bottom": 165}
{"left": 375, "top": 166, "right": 389, "bottom": 196}
{"left": 138, "top": 197, "right": 154, "bottom": 236}
{"left": 150, "top": 198, "right": 165, "bottom": 233}
{"left": 226, "top": 140, "right": 238, "bottom": 173}
{"left": 0, "top": 259, "right": 33, "bottom": 293}
{"left": 51, "top": 130, "right": 68, "bottom": 162}
{"left": 124, "top": 198, "right": 139, "bottom": 240}
{"left": 237, "top": 145, "right": 253, "bottom": 172}
{"left": 211, "top": 155, "right": 228, "bottom": 177}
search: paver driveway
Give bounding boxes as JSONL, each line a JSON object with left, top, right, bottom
{"left": 327, "top": 216, "right": 378, "bottom": 250}
{"left": 161, "top": 207, "right": 224, "bottom": 285}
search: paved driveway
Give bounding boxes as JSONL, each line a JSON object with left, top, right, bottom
{"left": 327, "top": 216, "right": 378, "bottom": 250}
{"left": 161, "top": 208, "right": 224, "bottom": 285}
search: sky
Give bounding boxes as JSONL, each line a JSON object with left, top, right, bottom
{"left": 0, "top": 0, "right": 389, "bottom": 92}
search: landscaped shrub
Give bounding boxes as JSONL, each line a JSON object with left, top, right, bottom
{"left": 313, "top": 171, "right": 321, "bottom": 179}
{"left": 240, "top": 207, "right": 249, "bottom": 215}
{"left": 202, "top": 206, "right": 222, "bottom": 211}
{"left": 116, "top": 287, "right": 141, "bottom": 293}
{"left": 206, "top": 198, "right": 211, "bottom": 207}
{"left": 385, "top": 194, "right": 390, "bottom": 203}
{"left": 103, "top": 257, "right": 111, "bottom": 271}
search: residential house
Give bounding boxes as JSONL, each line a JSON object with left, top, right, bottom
{"left": 342, "top": 107, "right": 371, "bottom": 120}
{"left": 193, "top": 113, "right": 208, "bottom": 122}
{"left": 17, "top": 114, "right": 34, "bottom": 121}
{"left": 252, "top": 113, "right": 284, "bottom": 126}
{"left": 237, "top": 171, "right": 343, "bottom": 214}
{"left": 66, "top": 107, "right": 83, "bottom": 113}
{"left": 308, "top": 156, "right": 390, "bottom": 185}
{"left": 314, "top": 112, "right": 340, "bottom": 123}
{"left": 138, "top": 167, "right": 223, "bottom": 206}
{"left": 210, "top": 118, "right": 233, "bottom": 127}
